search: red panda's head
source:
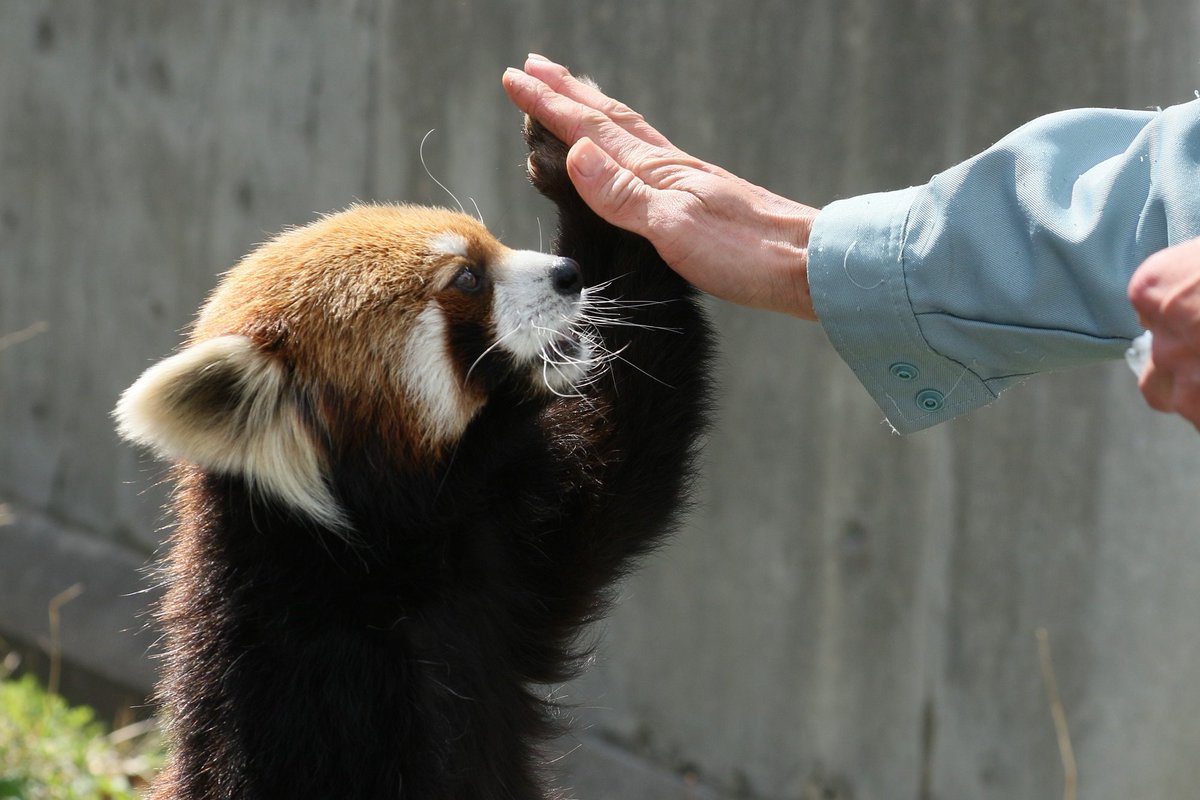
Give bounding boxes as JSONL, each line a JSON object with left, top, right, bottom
{"left": 115, "top": 204, "right": 592, "bottom": 529}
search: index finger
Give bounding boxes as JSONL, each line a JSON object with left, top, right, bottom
{"left": 514, "top": 57, "right": 774, "bottom": 198}
{"left": 521, "top": 55, "right": 675, "bottom": 150}
{"left": 503, "top": 67, "right": 667, "bottom": 168}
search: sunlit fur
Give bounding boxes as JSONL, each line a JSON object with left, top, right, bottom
{"left": 115, "top": 334, "right": 347, "bottom": 529}
{"left": 117, "top": 111, "right": 712, "bottom": 800}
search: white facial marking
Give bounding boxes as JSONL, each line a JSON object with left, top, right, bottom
{"left": 429, "top": 233, "right": 469, "bottom": 259}
{"left": 491, "top": 249, "right": 591, "bottom": 392}
{"left": 401, "top": 304, "right": 480, "bottom": 441}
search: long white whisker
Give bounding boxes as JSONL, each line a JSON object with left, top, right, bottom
{"left": 420, "top": 129, "right": 466, "bottom": 215}
{"left": 573, "top": 292, "right": 679, "bottom": 390}
{"left": 540, "top": 355, "right": 586, "bottom": 399}
{"left": 534, "top": 326, "right": 595, "bottom": 367}
{"left": 611, "top": 352, "right": 676, "bottom": 389}
{"left": 585, "top": 297, "right": 680, "bottom": 310}
{"left": 576, "top": 292, "right": 682, "bottom": 334}
{"left": 577, "top": 315, "right": 683, "bottom": 334}
{"left": 464, "top": 327, "right": 520, "bottom": 385}
{"left": 516, "top": 274, "right": 684, "bottom": 399}
{"left": 589, "top": 272, "right": 632, "bottom": 288}
{"left": 582, "top": 292, "right": 681, "bottom": 309}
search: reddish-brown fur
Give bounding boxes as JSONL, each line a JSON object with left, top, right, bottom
{"left": 194, "top": 205, "right": 506, "bottom": 464}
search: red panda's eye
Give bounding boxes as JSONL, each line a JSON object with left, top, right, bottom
{"left": 454, "top": 267, "right": 483, "bottom": 293}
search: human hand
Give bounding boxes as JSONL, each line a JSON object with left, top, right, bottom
{"left": 1128, "top": 237, "right": 1200, "bottom": 429}
{"left": 502, "top": 55, "right": 820, "bottom": 320}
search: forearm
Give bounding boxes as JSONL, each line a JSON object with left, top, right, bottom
{"left": 809, "top": 99, "right": 1200, "bottom": 433}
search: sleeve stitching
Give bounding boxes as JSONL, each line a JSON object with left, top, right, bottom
{"left": 895, "top": 198, "right": 995, "bottom": 399}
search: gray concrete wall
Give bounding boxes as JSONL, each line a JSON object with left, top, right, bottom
{"left": 2, "top": 2, "right": 1199, "bottom": 798}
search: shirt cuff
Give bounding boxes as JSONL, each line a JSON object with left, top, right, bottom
{"left": 807, "top": 188, "right": 999, "bottom": 434}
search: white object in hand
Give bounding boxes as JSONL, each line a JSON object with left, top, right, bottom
{"left": 1125, "top": 330, "right": 1153, "bottom": 376}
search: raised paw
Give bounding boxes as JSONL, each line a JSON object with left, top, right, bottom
{"left": 522, "top": 75, "right": 600, "bottom": 203}
{"left": 522, "top": 112, "right": 572, "bottom": 201}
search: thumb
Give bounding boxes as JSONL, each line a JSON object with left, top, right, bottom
{"left": 567, "top": 138, "right": 652, "bottom": 238}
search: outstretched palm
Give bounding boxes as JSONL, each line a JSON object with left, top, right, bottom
{"left": 504, "top": 56, "right": 820, "bottom": 319}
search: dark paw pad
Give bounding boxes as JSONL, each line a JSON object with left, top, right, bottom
{"left": 523, "top": 113, "right": 572, "bottom": 199}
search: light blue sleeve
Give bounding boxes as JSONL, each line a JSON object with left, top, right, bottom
{"left": 807, "top": 99, "right": 1200, "bottom": 433}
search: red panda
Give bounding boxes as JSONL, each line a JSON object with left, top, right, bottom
{"left": 115, "top": 108, "right": 712, "bottom": 799}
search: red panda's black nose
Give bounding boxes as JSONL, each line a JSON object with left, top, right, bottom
{"left": 551, "top": 258, "right": 583, "bottom": 296}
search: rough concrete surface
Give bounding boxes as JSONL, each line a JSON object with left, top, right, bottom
{"left": 3, "top": 2, "right": 1200, "bottom": 798}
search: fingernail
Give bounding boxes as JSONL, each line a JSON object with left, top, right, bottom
{"left": 572, "top": 139, "right": 602, "bottom": 178}
{"left": 503, "top": 67, "right": 530, "bottom": 90}
{"left": 527, "top": 53, "right": 551, "bottom": 62}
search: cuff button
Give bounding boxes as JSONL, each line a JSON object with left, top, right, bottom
{"left": 915, "top": 389, "right": 945, "bottom": 412}
{"left": 889, "top": 362, "right": 919, "bottom": 381}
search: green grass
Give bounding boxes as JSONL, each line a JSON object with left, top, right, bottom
{"left": 0, "top": 672, "right": 161, "bottom": 800}
{"left": 0, "top": 325, "right": 157, "bottom": 797}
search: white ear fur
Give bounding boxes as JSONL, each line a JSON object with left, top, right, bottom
{"left": 115, "top": 335, "right": 347, "bottom": 530}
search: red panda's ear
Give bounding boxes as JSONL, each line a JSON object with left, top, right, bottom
{"left": 115, "top": 335, "right": 347, "bottom": 530}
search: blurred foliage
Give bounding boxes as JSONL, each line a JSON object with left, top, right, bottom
{"left": 0, "top": 669, "right": 161, "bottom": 800}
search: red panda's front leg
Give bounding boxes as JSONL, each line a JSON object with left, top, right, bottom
{"left": 520, "top": 101, "right": 715, "bottom": 601}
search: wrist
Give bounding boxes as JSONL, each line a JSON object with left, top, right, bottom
{"left": 764, "top": 204, "right": 819, "bottom": 321}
